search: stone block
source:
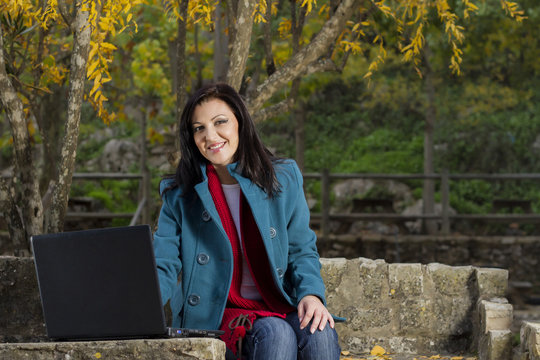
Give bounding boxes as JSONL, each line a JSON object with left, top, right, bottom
{"left": 389, "top": 263, "right": 423, "bottom": 298}
{"left": 346, "top": 306, "right": 393, "bottom": 332}
{"left": 398, "top": 299, "right": 431, "bottom": 335}
{"left": 476, "top": 268, "right": 508, "bottom": 298}
{"left": 479, "top": 299, "right": 513, "bottom": 334}
{"left": 432, "top": 297, "right": 474, "bottom": 337}
{"left": 478, "top": 329, "right": 512, "bottom": 360}
{"left": 519, "top": 321, "right": 540, "bottom": 360}
{"left": 427, "top": 263, "right": 474, "bottom": 296}
{"left": 0, "top": 338, "right": 226, "bottom": 360}
{"left": 0, "top": 256, "right": 45, "bottom": 342}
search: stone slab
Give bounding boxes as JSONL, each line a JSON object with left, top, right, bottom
{"left": 0, "top": 338, "right": 226, "bottom": 360}
{"left": 520, "top": 321, "right": 540, "bottom": 360}
{"left": 479, "top": 299, "right": 513, "bottom": 334}
{"left": 478, "top": 329, "right": 512, "bottom": 360}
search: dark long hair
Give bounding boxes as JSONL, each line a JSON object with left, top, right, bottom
{"left": 167, "top": 83, "right": 281, "bottom": 198}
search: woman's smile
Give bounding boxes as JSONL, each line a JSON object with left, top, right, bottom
{"left": 192, "top": 98, "right": 239, "bottom": 172}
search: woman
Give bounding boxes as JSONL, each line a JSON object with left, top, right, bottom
{"left": 154, "top": 83, "right": 341, "bottom": 359}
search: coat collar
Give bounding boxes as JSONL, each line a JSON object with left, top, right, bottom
{"left": 193, "top": 162, "right": 273, "bottom": 255}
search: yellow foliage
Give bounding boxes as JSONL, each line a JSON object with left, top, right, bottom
{"left": 278, "top": 18, "right": 292, "bottom": 39}
{"left": 300, "top": 0, "right": 317, "bottom": 14}
{"left": 370, "top": 345, "right": 386, "bottom": 356}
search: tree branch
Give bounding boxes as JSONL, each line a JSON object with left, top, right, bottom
{"left": 47, "top": 1, "right": 94, "bottom": 233}
{"left": 263, "top": 0, "right": 276, "bottom": 75}
{"left": 226, "top": 0, "right": 257, "bottom": 90}
{"left": 0, "top": 21, "right": 43, "bottom": 240}
{"left": 252, "top": 98, "right": 294, "bottom": 123}
{"left": 247, "top": 0, "right": 359, "bottom": 113}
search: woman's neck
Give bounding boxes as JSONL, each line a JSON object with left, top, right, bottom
{"left": 213, "top": 164, "right": 238, "bottom": 185}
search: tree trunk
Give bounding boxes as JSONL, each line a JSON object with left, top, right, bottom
{"left": 226, "top": 0, "right": 257, "bottom": 90}
{"left": 0, "top": 178, "right": 26, "bottom": 250}
{"left": 423, "top": 43, "right": 437, "bottom": 235}
{"left": 175, "top": 0, "right": 189, "bottom": 153}
{"left": 47, "top": 3, "right": 94, "bottom": 233}
{"left": 247, "top": 0, "right": 359, "bottom": 113}
{"left": 0, "top": 23, "right": 43, "bottom": 245}
{"left": 214, "top": 2, "right": 229, "bottom": 83}
{"left": 194, "top": 23, "right": 203, "bottom": 89}
{"left": 290, "top": 0, "right": 306, "bottom": 171}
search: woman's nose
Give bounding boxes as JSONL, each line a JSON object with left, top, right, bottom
{"left": 205, "top": 125, "right": 219, "bottom": 140}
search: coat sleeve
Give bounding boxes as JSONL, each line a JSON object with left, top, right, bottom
{"left": 284, "top": 161, "right": 327, "bottom": 305}
{"left": 153, "top": 180, "right": 183, "bottom": 307}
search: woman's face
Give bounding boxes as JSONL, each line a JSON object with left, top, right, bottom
{"left": 192, "top": 98, "right": 239, "bottom": 170}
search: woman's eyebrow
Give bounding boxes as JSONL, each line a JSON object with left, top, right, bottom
{"left": 211, "top": 114, "right": 227, "bottom": 120}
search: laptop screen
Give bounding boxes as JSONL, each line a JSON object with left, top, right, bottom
{"left": 31, "top": 225, "right": 167, "bottom": 340}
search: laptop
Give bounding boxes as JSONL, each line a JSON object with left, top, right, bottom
{"left": 31, "top": 224, "right": 224, "bottom": 340}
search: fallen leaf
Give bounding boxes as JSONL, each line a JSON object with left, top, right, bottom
{"left": 450, "top": 357, "right": 464, "bottom": 360}
{"left": 341, "top": 350, "right": 351, "bottom": 355}
{"left": 370, "top": 345, "right": 386, "bottom": 356}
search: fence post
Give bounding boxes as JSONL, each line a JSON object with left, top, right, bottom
{"left": 321, "top": 169, "right": 330, "bottom": 242}
{"left": 441, "top": 169, "right": 450, "bottom": 235}
{"left": 141, "top": 109, "right": 151, "bottom": 225}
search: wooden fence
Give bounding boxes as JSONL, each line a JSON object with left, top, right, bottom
{"left": 66, "top": 172, "right": 150, "bottom": 227}
{"left": 304, "top": 171, "right": 540, "bottom": 239}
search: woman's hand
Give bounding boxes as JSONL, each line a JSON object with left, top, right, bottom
{"left": 297, "top": 295, "right": 335, "bottom": 333}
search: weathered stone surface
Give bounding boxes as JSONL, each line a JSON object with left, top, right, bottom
{"left": 1, "top": 256, "right": 513, "bottom": 358}
{"left": 0, "top": 256, "right": 46, "bottom": 342}
{"left": 476, "top": 268, "right": 508, "bottom": 298}
{"left": 0, "top": 338, "right": 226, "bottom": 360}
{"left": 519, "top": 321, "right": 540, "bottom": 360}
{"left": 398, "top": 299, "right": 431, "bottom": 335}
{"left": 389, "top": 263, "right": 423, "bottom": 297}
{"left": 479, "top": 329, "right": 512, "bottom": 360}
{"left": 427, "top": 263, "right": 474, "bottom": 297}
{"left": 432, "top": 297, "right": 474, "bottom": 337}
{"left": 479, "top": 299, "right": 513, "bottom": 334}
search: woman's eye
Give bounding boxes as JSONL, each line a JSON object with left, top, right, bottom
{"left": 193, "top": 126, "right": 203, "bottom": 133}
{"left": 215, "top": 119, "right": 228, "bottom": 125}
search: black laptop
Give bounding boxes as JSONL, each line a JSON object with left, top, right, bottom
{"left": 31, "top": 224, "right": 223, "bottom": 340}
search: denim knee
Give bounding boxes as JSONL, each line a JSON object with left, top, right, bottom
{"left": 297, "top": 324, "right": 340, "bottom": 360}
{"left": 244, "top": 316, "right": 297, "bottom": 360}
{"left": 284, "top": 312, "right": 341, "bottom": 360}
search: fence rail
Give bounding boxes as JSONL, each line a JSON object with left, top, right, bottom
{"left": 67, "top": 172, "right": 147, "bottom": 226}
{"left": 304, "top": 170, "right": 540, "bottom": 239}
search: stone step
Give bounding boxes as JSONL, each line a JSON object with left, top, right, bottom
{"left": 0, "top": 338, "right": 226, "bottom": 360}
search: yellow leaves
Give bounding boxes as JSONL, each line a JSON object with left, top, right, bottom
{"left": 94, "top": 352, "right": 102, "bottom": 359}
{"left": 374, "top": 1, "right": 394, "bottom": 18}
{"left": 461, "top": 0, "right": 479, "bottom": 19}
{"left": 253, "top": 0, "right": 268, "bottom": 24}
{"left": 340, "top": 41, "right": 362, "bottom": 55}
{"left": 300, "top": 0, "right": 317, "bottom": 15}
{"left": 371, "top": 345, "right": 387, "bottom": 356}
{"left": 187, "top": 0, "right": 218, "bottom": 28}
{"left": 500, "top": 0, "right": 527, "bottom": 22}
{"left": 278, "top": 19, "right": 292, "bottom": 39}
{"left": 83, "top": 0, "right": 143, "bottom": 124}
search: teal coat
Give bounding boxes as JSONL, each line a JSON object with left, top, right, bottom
{"left": 153, "top": 159, "right": 327, "bottom": 329}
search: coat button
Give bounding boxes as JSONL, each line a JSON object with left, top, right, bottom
{"left": 187, "top": 294, "right": 200, "bottom": 306}
{"left": 197, "top": 253, "right": 210, "bottom": 265}
{"left": 269, "top": 227, "right": 277, "bottom": 238}
{"left": 276, "top": 267, "right": 284, "bottom": 278}
{"left": 202, "top": 210, "right": 211, "bottom": 222}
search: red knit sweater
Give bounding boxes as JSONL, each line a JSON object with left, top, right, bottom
{"left": 206, "top": 165, "right": 294, "bottom": 355}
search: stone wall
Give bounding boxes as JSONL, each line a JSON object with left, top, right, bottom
{"left": 1, "top": 256, "right": 511, "bottom": 358}
{"left": 319, "top": 234, "right": 540, "bottom": 304}
{"left": 321, "top": 257, "right": 509, "bottom": 356}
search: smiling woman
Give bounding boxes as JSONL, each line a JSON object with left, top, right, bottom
{"left": 191, "top": 99, "right": 240, "bottom": 184}
{"left": 153, "top": 83, "right": 341, "bottom": 360}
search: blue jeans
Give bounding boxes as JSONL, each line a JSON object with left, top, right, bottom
{"left": 240, "top": 312, "right": 340, "bottom": 360}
